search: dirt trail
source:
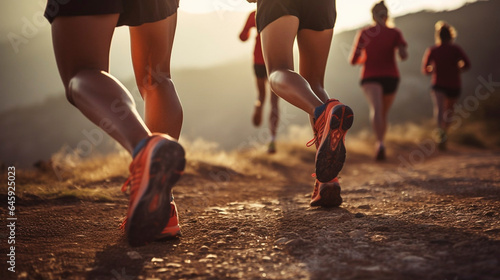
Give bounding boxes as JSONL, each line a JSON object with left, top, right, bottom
{"left": 1, "top": 144, "right": 500, "bottom": 280}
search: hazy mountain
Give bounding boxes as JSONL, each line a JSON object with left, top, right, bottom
{"left": 1, "top": 0, "right": 499, "bottom": 167}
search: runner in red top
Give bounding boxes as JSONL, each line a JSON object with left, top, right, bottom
{"left": 350, "top": 1, "right": 408, "bottom": 161}
{"left": 422, "top": 21, "right": 471, "bottom": 150}
{"left": 239, "top": 10, "right": 280, "bottom": 154}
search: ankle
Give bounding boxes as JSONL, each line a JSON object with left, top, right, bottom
{"left": 132, "top": 137, "right": 149, "bottom": 158}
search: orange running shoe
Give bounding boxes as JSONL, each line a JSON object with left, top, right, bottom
{"left": 310, "top": 177, "right": 343, "bottom": 207}
{"left": 307, "top": 99, "right": 353, "bottom": 183}
{"left": 121, "top": 133, "right": 185, "bottom": 247}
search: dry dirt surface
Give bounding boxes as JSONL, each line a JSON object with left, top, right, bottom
{"left": 1, "top": 144, "right": 500, "bottom": 280}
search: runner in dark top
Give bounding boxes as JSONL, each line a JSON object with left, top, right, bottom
{"left": 240, "top": 10, "right": 280, "bottom": 154}
{"left": 350, "top": 1, "right": 408, "bottom": 161}
{"left": 422, "top": 21, "right": 471, "bottom": 150}
{"left": 45, "top": 0, "right": 184, "bottom": 246}
{"left": 256, "top": 0, "right": 354, "bottom": 208}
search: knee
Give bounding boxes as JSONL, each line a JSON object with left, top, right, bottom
{"left": 142, "top": 79, "right": 175, "bottom": 100}
{"left": 137, "top": 69, "right": 173, "bottom": 95}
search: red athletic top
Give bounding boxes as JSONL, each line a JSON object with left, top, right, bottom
{"left": 239, "top": 11, "right": 265, "bottom": 65}
{"left": 351, "top": 25, "right": 407, "bottom": 79}
{"left": 422, "top": 43, "right": 471, "bottom": 89}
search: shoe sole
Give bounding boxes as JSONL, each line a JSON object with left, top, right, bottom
{"left": 315, "top": 105, "right": 354, "bottom": 183}
{"left": 127, "top": 138, "right": 185, "bottom": 247}
{"left": 310, "top": 183, "right": 343, "bottom": 208}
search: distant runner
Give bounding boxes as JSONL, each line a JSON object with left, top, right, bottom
{"left": 422, "top": 21, "right": 471, "bottom": 150}
{"left": 255, "top": 0, "right": 354, "bottom": 207}
{"left": 239, "top": 10, "right": 280, "bottom": 154}
{"left": 350, "top": 1, "right": 408, "bottom": 161}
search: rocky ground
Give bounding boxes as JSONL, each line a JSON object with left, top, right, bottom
{"left": 1, "top": 142, "right": 499, "bottom": 280}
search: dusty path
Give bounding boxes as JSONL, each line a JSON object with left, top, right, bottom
{"left": 1, "top": 144, "right": 500, "bottom": 280}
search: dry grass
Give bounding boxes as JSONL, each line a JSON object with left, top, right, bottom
{"left": 4, "top": 117, "right": 497, "bottom": 202}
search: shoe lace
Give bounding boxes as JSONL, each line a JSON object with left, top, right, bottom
{"left": 306, "top": 99, "right": 338, "bottom": 148}
{"left": 121, "top": 177, "right": 131, "bottom": 194}
{"left": 306, "top": 117, "right": 325, "bottom": 148}
{"left": 119, "top": 217, "right": 128, "bottom": 231}
{"left": 120, "top": 164, "right": 146, "bottom": 202}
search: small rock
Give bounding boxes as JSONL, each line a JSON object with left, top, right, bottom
{"left": 355, "top": 212, "right": 366, "bottom": 218}
{"left": 262, "top": 256, "right": 271, "bottom": 262}
{"left": 151, "top": 257, "right": 164, "bottom": 263}
{"left": 357, "top": 205, "right": 371, "bottom": 210}
{"left": 484, "top": 211, "right": 495, "bottom": 217}
{"left": 230, "top": 226, "right": 238, "bottom": 232}
{"left": 200, "top": 245, "right": 209, "bottom": 252}
{"left": 127, "top": 251, "right": 142, "bottom": 260}
{"left": 166, "top": 263, "right": 182, "bottom": 268}
{"left": 206, "top": 254, "right": 217, "bottom": 259}
{"left": 156, "top": 268, "right": 168, "bottom": 273}
{"left": 285, "top": 238, "right": 313, "bottom": 249}
{"left": 274, "top": 237, "right": 289, "bottom": 245}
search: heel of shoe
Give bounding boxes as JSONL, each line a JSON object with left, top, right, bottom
{"left": 330, "top": 105, "right": 354, "bottom": 131}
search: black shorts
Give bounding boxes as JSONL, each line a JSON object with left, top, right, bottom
{"left": 256, "top": 0, "right": 337, "bottom": 33}
{"left": 44, "top": 0, "right": 179, "bottom": 27}
{"left": 254, "top": 64, "right": 268, "bottom": 79}
{"left": 432, "top": 85, "right": 461, "bottom": 99}
{"left": 361, "top": 77, "right": 400, "bottom": 95}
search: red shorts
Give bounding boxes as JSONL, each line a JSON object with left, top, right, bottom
{"left": 256, "top": 0, "right": 336, "bottom": 32}
{"left": 44, "top": 0, "right": 179, "bottom": 27}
